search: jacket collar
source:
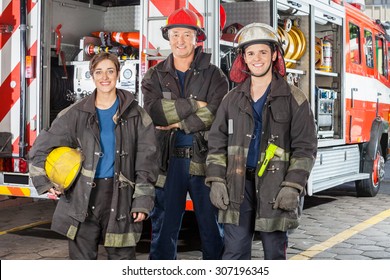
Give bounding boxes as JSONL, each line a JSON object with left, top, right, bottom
{"left": 236, "top": 71, "right": 291, "bottom": 101}
{"left": 269, "top": 72, "right": 291, "bottom": 99}
{"left": 78, "top": 89, "right": 136, "bottom": 117}
{"left": 157, "top": 46, "right": 211, "bottom": 75}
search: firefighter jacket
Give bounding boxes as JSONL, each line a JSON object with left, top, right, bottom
{"left": 28, "top": 89, "right": 158, "bottom": 247}
{"left": 141, "top": 46, "right": 228, "bottom": 186}
{"left": 206, "top": 72, "right": 317, "bottom": 232}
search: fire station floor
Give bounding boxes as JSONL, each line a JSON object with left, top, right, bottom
{"left": 1, "top": 163, "right": 390, "bottom": 260}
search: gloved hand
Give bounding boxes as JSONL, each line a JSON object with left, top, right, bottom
{"left": 210, "top": 182, "right": 229, "bottom": 210}
{"left": 273, "top": 187, "right": 300, "bottom": 211}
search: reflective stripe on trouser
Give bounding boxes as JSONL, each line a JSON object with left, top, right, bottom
{"left": 68, "top": 178, "right": 136, "bottom": 260}
{"left": 149, "top": 156, "right": 224, "bottom": 260}
{"left": 223, "top": 179, "right": 288, "bottom": 260}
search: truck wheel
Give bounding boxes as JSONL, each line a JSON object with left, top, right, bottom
{"left": 356, "top": 147, "right": 385, "bottom": 197}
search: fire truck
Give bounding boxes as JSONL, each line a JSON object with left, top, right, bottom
{"left": 1, "top": 0, "right": 389, "bottom": 204}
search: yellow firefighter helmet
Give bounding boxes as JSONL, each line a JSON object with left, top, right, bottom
{"left": 45, "top": 147, "right": 83, "bottom": 191}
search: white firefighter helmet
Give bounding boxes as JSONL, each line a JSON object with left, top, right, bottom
{"left": 230, "top": 23, "right": 286, "bottom": 83}
{"left": 235, "top": 22, "right": 282, "bottom": 50}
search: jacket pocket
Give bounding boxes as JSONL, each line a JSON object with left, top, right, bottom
{"left": 156, "top": 130, "right": 171, "bottom": 172}
{"left": 226, "top": 158, "right": 246, "bottom": 204}
{"left": 117, "top": 172, "right": 135, "bottom": 220}
{"left": 269, "top": 101, "right": 291, "bottom": 139}
{"left": 270, "top": 99, "right": 291, "bottom": 123}
{"left": 271, "top": 110, "right": 290, "bottom": 123}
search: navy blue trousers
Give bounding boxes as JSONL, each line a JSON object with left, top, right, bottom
{"left": 149, "top": 156, "right": 224, "bottom": 259}
{"left": 223, "top": 179, "right": 288, "bottom": 260}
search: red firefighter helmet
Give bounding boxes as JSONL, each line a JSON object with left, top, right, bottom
{"left": 161, "top": 7, "right": 206, "bottom": 42}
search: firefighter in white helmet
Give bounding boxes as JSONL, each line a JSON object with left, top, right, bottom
{"left": 29, "top": 52, "right": 159, "bottom": 259}
{"left": 206, "top": 23, "right": 317, "bottom": 259}
{"left": 142, "top": 7, "right": 227, "bottom": 260}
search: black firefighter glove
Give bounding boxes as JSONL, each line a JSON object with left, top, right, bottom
{"left": 273, "top": 186, "right": 300, "bottom": 211}
{"left": 210, "top": 182, "right": 229, "bottom": 210}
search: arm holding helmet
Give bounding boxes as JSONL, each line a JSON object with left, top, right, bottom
{"left": 28, "top": 109, "right": 77, "bottom": 196}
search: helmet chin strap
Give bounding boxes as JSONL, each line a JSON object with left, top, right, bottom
{"left": 242, "top": 62, "right": 273, "bottom": 78}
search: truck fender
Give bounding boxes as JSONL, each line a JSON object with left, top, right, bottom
{"left": 361, "top": 117, "right": 386, "bottom": 168}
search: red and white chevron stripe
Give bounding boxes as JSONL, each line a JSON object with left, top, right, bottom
{"left": 0, "top": 0, "right": 39, "bottom": 156}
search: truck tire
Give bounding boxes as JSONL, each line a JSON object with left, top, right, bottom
{"left": 356, "top": 146, "right": 384, "bottom": 197}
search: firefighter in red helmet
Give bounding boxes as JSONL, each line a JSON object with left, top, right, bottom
{"left": 142, "top": 7, "right": 227, "bottom": 260}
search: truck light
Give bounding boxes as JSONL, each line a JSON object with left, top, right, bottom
{"left": 13, "top": 158, "right": 29, "bottom": 173}
{"left": 0, "top": 158, "right": 13, "bottom": 172}
{"left": 25, "top": 55, "right": 35, "bottom": 78}
{"left": 0, "top": 158, "right": 29, "bottom": 173}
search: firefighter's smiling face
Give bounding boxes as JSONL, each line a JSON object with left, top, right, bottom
{"left": 168, "top": 27, "right": 197, "bottom": 58}
{"left": 92, "top": 59, "right": 119, "bottom": 95}
{"left": 243, "top": 43, "right": 277, "bottom": 78}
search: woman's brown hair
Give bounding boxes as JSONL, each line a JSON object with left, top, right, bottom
{"left": 89, "top": 52, "right": 120, "bottom": 74}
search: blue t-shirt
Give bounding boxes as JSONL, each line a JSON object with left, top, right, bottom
{"left": 175, "top": 69, "right": 193, "bottom": 147}
{"left": 95, "top": 97, "right": 119, "bottom": 178}
{"left": 246, "top": 85, "right": 271, "bottom": 169}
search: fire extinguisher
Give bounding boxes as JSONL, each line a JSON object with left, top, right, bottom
{"left": 320, "top": 36, "right": 333, "bottom": 72}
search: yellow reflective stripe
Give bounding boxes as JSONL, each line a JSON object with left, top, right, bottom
{"left": 288, "top": 157, "right": 314, "bottom": 172}
{"left": 255, "top": 217, "right": 299, "bottom": 232}
{"left": 218, "top": 208, "right": 240, "bottom": 225}
{"left": 196, "top": 107, "right": 214, "bottom": 128}
{"left": 104, "top": 232, "right": 141, "bottom": 247}
{"left": 0, "top": 186, "right": 31, "bottom": 196}
{"left": 80, "top": 167, "right": 94, "bottom": 178}
{"left": 67, "top": 225, "right": 78, "bottom": 240}
{"left": 134, "top": 184, "right": 155, "bottom": 198}
{"left": 155, "top": 174, "right": 166, "bottom": 187}
{"left": 162, "top": 100, "right": 180, "bottom": 123}
{"left": 189, "top": 161, "right": 206, "bottom": 176}
{"left": 206, "top": 154, "right": 227, "bottom": 167}
{"left": 227, "top": 145, "right": 247, "bottom": 156}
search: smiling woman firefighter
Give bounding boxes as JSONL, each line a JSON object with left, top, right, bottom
{"left": 205, "top": 23, "right": 317, "bottom": 260}
{"left": 28, "top": 52, "right": 158, "bottom": 260}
